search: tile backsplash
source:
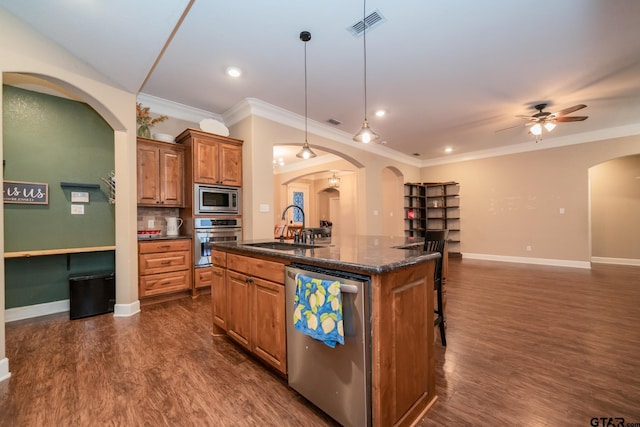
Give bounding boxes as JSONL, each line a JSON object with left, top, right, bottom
{"left": 137, "top": 207, "right": 180, "bottom": 235}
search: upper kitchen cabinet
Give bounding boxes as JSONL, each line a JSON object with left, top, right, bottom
{"left": 137, "top": 137, "right": 185, "bottom": 207}
{"left": 176, "top": 129, "right": 243, "bottom": 187}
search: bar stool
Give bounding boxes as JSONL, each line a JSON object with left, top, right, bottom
{"left": 424, "top": 230, "right": 447, "bottom": 346}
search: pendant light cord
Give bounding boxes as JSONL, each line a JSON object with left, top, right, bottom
{"left": 304, "top": 39, "right": 308, "bottom": 142}
{"left": 362, "top": 0, "right": 368, "bottom": 121}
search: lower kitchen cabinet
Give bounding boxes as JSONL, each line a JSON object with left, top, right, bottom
{"left": 210, "top": 250, "right": 228, "bottom": 331}
{"left": 195, "top": 267, "right": 213, "bottom": 289}
{"left": 226, "top": 270, "right": 252, "bottom": 349}
{"left": 219, "top": 253, "right": 287, "bottom": 375}
{"left": 138, "top": 239, "right": 192, "bottom": 299}
{"left": 251, "top": 277, "right": 286, "bottom": 372}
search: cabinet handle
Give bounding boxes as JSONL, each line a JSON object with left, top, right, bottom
{"left": 160, "top": 281, "right": 171, "bottom": 286}
{"left": 161, "top": 261, "right": 171, "bottom": 265}
{"left": 160, "top": 245, "right": 171, "bottom": 249}
{"left": 246, "top": 277, "right": 253, "bottom": 283}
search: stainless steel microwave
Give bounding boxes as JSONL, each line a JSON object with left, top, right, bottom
{"left": 194, "top": 184, "right": 240, "bottom": 215}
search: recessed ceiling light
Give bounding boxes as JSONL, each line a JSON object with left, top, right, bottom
{"left": 375, "top": 110, "right": 386, "bottom": 117}
{"left": 226, "top": 67, "right": 242, "bottom": 78}
{"left": 444, "top": 147, "right": 453, "bottom": 153}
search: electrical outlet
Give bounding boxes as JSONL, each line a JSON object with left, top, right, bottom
{"left": 559, "top": 207, "right": 565, "bottom": 214}
{"left": 148, "top": 219, "right": 155, "bottom": 228}
{"left": 526, "top": 245, "right": 532, "bottom": 252}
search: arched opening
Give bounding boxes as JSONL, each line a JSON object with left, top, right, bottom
{"left": 589, "top": 154, "right": 640, "bottom": 265}
{"left": 1, "top": 71, "right": 137, "bottom": 318}
{"left": 381, "top": 166, "right": 405, "bottom": 237}
{"left": 272, "top": 145, "right": 360, "bottom": 238}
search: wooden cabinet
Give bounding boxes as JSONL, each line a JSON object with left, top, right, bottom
{"left": 138, "top": 239, "right": 192, "bottom": 298}
{"left": 210, "top": 250, "right": 227, "bottom": 331}
{"left": 137, "top": 138, "right": 185, "bottom": 206}
{"left": 226, "top": 269, "right": 252, "bottom": 348}
{"left": 195, "top": 267, "right": 212, "bottom": 289}
{"left": 218, "top": 253, "right": 286, "bottom": 374}
{"left": 176, "top": 129, "right": 243, "bottom": 187}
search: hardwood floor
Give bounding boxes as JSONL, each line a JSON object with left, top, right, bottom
{"left": 1, "top": 258, "right": 639, "bottom": 426}
{"left": 421, "top": 259, "right": 640, "bottom": 426}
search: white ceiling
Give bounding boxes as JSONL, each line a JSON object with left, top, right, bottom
{"left": 3, "top": 0, "right": 640, "bottom": 165}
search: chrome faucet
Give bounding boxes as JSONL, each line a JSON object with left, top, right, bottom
{"left": 281, "top": 204, "right": 306, "bottom": 243}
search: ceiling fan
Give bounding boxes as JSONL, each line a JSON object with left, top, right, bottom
{"left": 516, "top": 103, "right": 588, "bottom": 137}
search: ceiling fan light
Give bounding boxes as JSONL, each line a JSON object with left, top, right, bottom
{"left": 544, "top": 122, "right": 556, "bottom": 132}
{"left": 353, "top": 119, "right": 379, "bottom": 143}
{"left": 530, "top": 123, "right": 542, "bottom": 136}
{"left": 296, "top": 141, "right": 317, "bottom": 159}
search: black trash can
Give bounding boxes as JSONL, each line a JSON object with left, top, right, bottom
{"left": 69, "top": 271, "right": 115, "bottom": 320}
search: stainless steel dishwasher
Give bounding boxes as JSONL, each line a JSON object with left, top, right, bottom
{"left": 285, "top": 264, "right": 371, "bottom": 427}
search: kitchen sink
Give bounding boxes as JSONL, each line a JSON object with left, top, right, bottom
{"left": 242, "top": 241, "right": 325, "bottom": 251}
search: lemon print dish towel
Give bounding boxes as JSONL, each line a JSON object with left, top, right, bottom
{"left": 293, "top": 273, "right": 345, "bottom": 348}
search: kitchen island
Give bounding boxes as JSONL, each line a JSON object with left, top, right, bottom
{"left": 210, "top": 235, "right": 439, "bottom": 427}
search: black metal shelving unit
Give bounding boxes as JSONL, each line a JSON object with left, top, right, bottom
{"left": 404, "top": 182, "right": 461, "bottom": 253}
{"left": 424, "top": 182, "right": 460, "bottom": 254}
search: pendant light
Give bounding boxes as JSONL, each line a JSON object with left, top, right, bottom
{"left": 328, "top": 171, "right": 341, "bottom": 188}
{"left": 296, "top": 31, "right": 317, "bottom": 159}
{"left": 353, "top": 0, "right": 379, "bottom": 144}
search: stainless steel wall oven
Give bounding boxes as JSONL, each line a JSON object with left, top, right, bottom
{"left": 194, "top": 218, "right": 242, "bottom": 267}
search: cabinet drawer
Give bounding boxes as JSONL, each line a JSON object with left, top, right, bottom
{"left": 227, "top": 253, "right": 284, "bottom": 284}
{"left": 139, "top": 250, "right": 190, "bottom": 275}
{"left": 139, "top": 270, "right": 191, "bottom": 297}
{"left": 211, "top": 250, "right": 227, "bottom": 267}
{"left": 195, "top": 267, "right": 213, "bottom": 289}
{"left": 139, "top": 239, "right": 191, "bottom": 254}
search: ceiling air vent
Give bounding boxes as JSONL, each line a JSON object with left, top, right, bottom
{"left": 348, "top": 9, "right": 386, "bottom": 37}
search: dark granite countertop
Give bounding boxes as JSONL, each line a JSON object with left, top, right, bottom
{"left": 137, "top": 234, "right": 192, "bottom": 241}
{"left": 212, "top": 235, "right": 439, "bottom": 274}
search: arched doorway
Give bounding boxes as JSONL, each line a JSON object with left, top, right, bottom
{"left": 589, "top": 154, "right": 640, "bottom": 265}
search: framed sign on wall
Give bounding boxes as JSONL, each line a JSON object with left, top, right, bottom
{"left": 3, "top": 180, "right": 49, "bottom": 205}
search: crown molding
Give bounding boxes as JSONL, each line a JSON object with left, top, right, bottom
{"left": 137, "top": 93, "right": 223, "bottom": 123}
{"left": 421, "top": 122, "right": 640, "bottom": 167}
{"left": 224, "top": 98, "right": 423, "bottom": 168}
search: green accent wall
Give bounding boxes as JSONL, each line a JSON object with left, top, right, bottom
{"left": 3, "top": 85, "right": 115, "bottom": 309}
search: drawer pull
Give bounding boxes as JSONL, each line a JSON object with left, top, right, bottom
{"left": 160, "top": 281, "right": 171, "bottom": 286}
{"left": 160, "top": 245, "right": 171, "bottom": 249}
{"left": 161, "top": 260, "right": 171, "bottom": 265}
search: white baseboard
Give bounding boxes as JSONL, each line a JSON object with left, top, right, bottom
{"left": 114, "top": 300, "right": 141, "bottom": 317}
{"left": 5, "top": 299, "right": 141, "bottom": 322}
{"left": 591, "top": 257, "right": 640, "bottom": 266}
{"left": 5, "top": 299, "right": 70, "bottom": 323}
{"left": 0, "top": 358, "right": 10, "bottom": 383}
{"left": 462, "top": 253, "right": 591, "bottom": 269}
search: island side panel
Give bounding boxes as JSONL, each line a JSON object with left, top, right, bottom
{"left": 371, "top": 260, "right": 436, "bottom": 427}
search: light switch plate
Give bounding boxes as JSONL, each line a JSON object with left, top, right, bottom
{"left": 71, "top": 204, "right": 84, "bottom": 215}
{"left": 259, "top": 204, "right": 270, "bottom": 212}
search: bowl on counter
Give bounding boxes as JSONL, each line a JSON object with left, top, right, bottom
{"left": 138, "top": 229, "right": 161, "bottom": 239}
